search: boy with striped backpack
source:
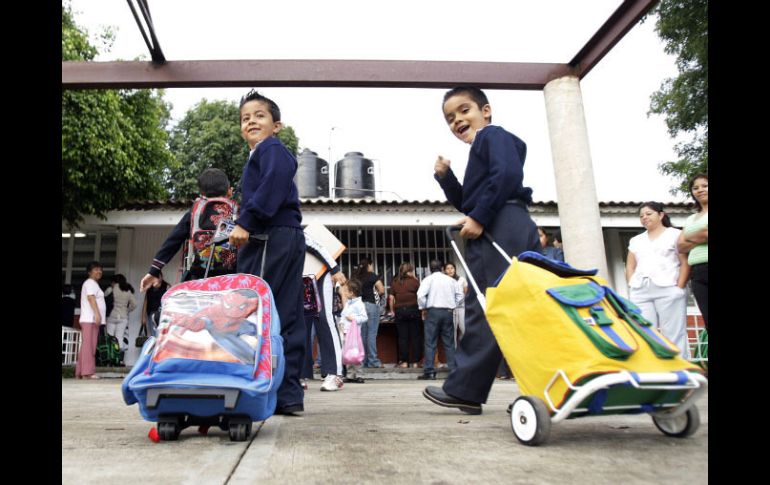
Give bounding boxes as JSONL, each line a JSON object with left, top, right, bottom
{"left": 140, "top": 168, "right": 239, "bottom": 292}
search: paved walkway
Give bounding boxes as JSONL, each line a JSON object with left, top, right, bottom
{"left": 62, "top": 376, "right": 707, "bottom": 484}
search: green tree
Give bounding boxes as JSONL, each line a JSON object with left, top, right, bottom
{"left": 62, "top": 3, "right": 174, "bottom": 227}
{"left": 167, "top": 99, "right": 299, "bottom": 200}
{"left": 648, "top": 0, "right": 708, "bottom": 194}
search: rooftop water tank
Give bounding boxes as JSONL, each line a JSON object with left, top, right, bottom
{"left": 334, "top": 151, "right": 375, "bottom": 198}
{"left": 295, "top": 149, "right": 329, "bottom": 198}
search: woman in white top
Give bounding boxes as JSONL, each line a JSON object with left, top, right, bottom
{"left": 75, "top": 261, "right": 107, "bottom": 379}
{"left": 104, "top": 274, "right": 138, "bottom": 354}
{"left": 625, "top": 202, "right": 691, "bottom": 358}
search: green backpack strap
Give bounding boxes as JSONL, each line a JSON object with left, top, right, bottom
{"left": 546, "top": 282, "right": 636, "bottom": 360}
{"left": 603, "top": 286, "right": 680, "bottom": 359}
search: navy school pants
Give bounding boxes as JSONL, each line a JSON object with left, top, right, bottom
{"left": 442, "top": 203, "right": 541, "bottom": 404}
{"left": 237, "top": 225, "right": 306, "bottom": 408}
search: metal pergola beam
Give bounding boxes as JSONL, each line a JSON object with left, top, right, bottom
{"left": 570, "top": 0, "right": 659, "bottom": 78}
{"left": 62, "top": 59, "right": 576, "bottom": 90}
{"left": 126, "top": 0, "right": 165, "bottom": 63}
{"left": 61, "top": 0, "right": 658, "bottom": 90}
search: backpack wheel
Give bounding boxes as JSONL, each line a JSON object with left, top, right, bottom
{"left": 652, "top": 406, "right": 700, "bottom": 438}
{"left": 157, "top": 420, "right": 180, "bottom": 441}
{"left": 510, "top": 396, "right": 551, "bottom": 446}
{"left": 228, "top": 421, "right": 251, "bottom": 442}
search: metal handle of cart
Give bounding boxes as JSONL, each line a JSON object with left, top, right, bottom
{"left": 445, "top": 225, "right": 512, "bottom": 312}
{"left": 543, "top": 368, "right": 709, "bottom": 423}
{"left": 203, "top": 233, "right": 269, "bottom": 279}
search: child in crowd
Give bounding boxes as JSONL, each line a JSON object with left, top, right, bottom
{"left": 338, "top": 279, "right": 368, "bottom": 384}
{"left": 139, "top": 168, "right": 236, "bottom": 292}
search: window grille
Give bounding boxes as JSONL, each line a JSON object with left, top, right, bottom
{"left": 331, "top": 226, "right": 456, "bottom": 294}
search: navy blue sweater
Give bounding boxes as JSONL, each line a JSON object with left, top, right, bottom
{"left": 435, "top": 125, "right": 533, "bottom": 228}
{"left": 236, "top": 137, "right": 302, "bottom": 233}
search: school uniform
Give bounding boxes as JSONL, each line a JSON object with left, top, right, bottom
{"left": 236, "top": 136, "right": 306, "bottom": 411}
{"left": 435, "top": 125, "right": 541, "bottom": 404}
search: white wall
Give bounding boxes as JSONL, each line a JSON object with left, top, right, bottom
{"left": 120, "top": 226, "right": 182, "bottom": 366}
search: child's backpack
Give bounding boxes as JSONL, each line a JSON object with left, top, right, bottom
{"left": 183, "top": 196, "right": 239, "bottom": 278}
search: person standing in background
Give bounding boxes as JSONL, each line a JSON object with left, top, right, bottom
{"left": 354, "top": 258, "right": 385, "bottom": 369}
{"left": 678, "top": 173, "right": 708, "bottom": 330}
{"left": 75, "top": 261, "right": 107, "bottom": 379}
{"left": 626, "top": 202, "right": 691, "bottom": 358}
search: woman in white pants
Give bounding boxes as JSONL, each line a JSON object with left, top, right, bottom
{"left": 626, "top": 202, "right": 691, "bottom": 358}
{"left": 105, "top": 274, "right": 137, "bottom": 354}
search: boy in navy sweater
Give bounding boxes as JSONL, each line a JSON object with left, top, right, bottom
{"left": 229, "top": 90, "right": 307, "bottom": 416}
{"left": 423, "top": 86, "right": 541, "bottom": 415}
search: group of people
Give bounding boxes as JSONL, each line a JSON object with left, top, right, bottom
{"left": 387, "top": 261, "right": 468, "bottom": 373}
{"left": 69, "top": 85, "right": 707, "bottom": 419}
{"left": 72, "top": 269, "right": 168, "bottom": 379}
{"left": 300, "top": 256, "right": 468, "bottom": 391}
{"left": 625, "top": 174, "right": 709, "bottom": 360}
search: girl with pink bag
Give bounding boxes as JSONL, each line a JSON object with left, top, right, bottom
{"left": 338, "top": 280, "right": 368, "bottom": 383}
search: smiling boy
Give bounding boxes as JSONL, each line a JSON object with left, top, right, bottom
{"left": 229, "top": 90, "right": 307, "bottom": 416}
{"left": 422, "top": 86, "right": 541, "bottom": 415}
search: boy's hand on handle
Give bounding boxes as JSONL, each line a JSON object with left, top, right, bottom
{"left": 456, "top": 215, "right": 484, "bottom": 240}
{"left": 229, "top": 225, "right": 250, "bottom": 248}
{"left": 140, "top": 274, "right": 159, "bottom": 293}
{"left": 435, "top": 156, "right": 451, "bottom": 179}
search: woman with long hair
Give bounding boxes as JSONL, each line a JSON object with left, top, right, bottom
{"left": 354, "top": 257, "right": 385, "bottom": 368}
{"left": 105, "top": 274, "right": 138, "bottom": 359}
{"left": 678, "top": 173, "right": 708, "bottom": 330}
{"left": 388, "top": 262, "right": 423, "bottom": 368}
{"left": 625, "top": 201, "right": 691, "bottom": 358}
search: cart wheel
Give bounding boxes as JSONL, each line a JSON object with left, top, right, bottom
{"left": 510, "top": 396, "right": 551, "bottom": 446}
{"left": 228, "top": 422, "right": 251, "bottom": 442}
{"left": 652, "top": 406, "right": 700, "bottom": 438}
{"left": 158, "top": 421, "right": 180, "bottom": 441}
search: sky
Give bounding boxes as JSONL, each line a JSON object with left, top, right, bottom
{"left": 66, "top": 0, "right": 689, "bottom": 204}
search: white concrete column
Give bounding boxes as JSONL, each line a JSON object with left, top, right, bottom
{"left": 543, "top": 75, "right": 609, "bottom": 279}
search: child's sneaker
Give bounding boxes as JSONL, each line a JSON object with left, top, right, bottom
{"left": 301, "top": 378, "right": 309, "bottom": 390}
{"left": 320, "top": 374, "right": 343, "bottom": 392}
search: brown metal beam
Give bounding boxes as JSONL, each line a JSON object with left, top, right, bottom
{"left": 61, "top": 59, "right": 577, "bottom": 90}
{"left": 570, "top": 0, "right": 659, "bottom": 78}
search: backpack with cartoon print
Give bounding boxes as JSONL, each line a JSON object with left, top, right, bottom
{"left": 183, "top": 196, "right": 239, "bottom": 278}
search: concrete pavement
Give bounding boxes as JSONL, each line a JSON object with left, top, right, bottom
{"left": 62, "top": 377, "right": 708, "bottom": 484}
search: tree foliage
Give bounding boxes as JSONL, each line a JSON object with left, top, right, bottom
{"left": 648, "top": 0, "right": 708, "bottom": 194}
{"left": 62, "top": 3, "right": 173, "bottom": 228}
{"left": 166, "top": 99, "right": 299, "bottom": 200}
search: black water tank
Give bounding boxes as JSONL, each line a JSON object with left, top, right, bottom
{"left": 295, "top": 149, "right": 329, "bottom": 198}
{"left": 334, "top": 151, "right": 375, "bottom": 198}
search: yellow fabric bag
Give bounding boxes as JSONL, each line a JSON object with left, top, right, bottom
{"left": 485, "top": 253, "right": 702, "bottom": 412}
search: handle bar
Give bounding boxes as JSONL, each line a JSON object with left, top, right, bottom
{"left": 444, "top": 225, "right": 512, "bottom": 312}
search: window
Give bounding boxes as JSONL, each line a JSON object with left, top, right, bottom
{"left": 331, "top": 226, "right": 454, "bottom": 295}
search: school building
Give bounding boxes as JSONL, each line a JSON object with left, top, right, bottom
{"left": 62, "top": 197, "right": 705, "bottom": 367}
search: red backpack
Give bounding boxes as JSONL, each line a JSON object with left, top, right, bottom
{"left": 183, "top": 196, "right": 239, "bottom": 277}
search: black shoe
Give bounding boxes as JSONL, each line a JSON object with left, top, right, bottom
{"left": 417, "top": 372, "right": 436, "bottom": 380}
{"left": 342, "top": 377, "right": 365, "bottom": 384}
{"left": 422, "top": 386, "right": 482, "bottom": 415}
{"left": 275, "top": 403, "right": 304, "bottom": 416}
